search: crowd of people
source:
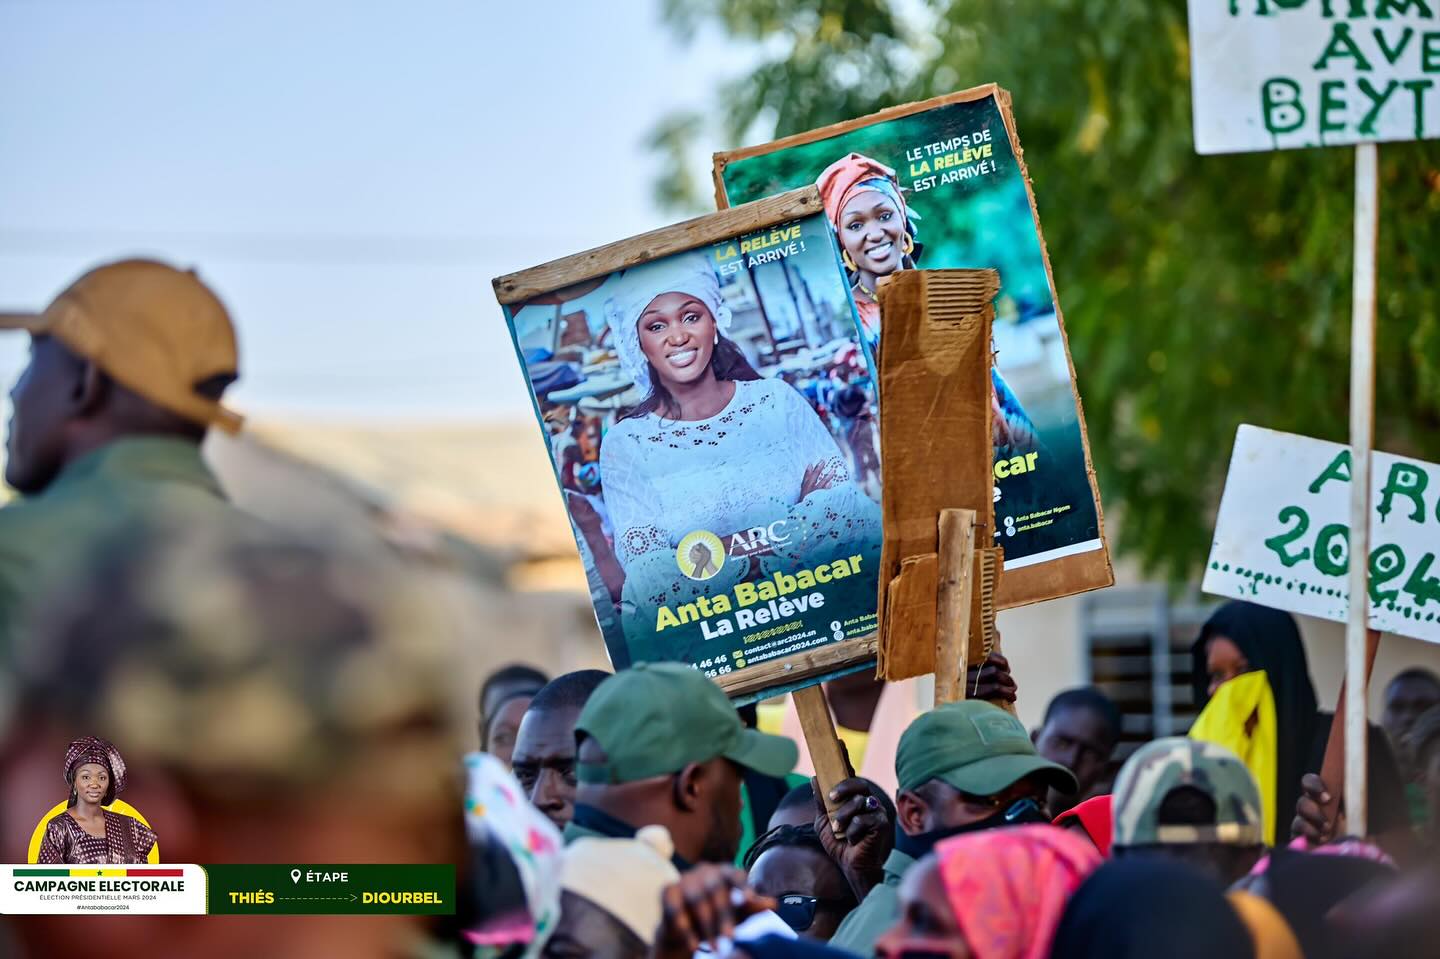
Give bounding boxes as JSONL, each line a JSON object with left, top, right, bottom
{"left": 4, "top": 261, "right": 1440, "bottom": 959}
{"left": 474, "top": 612, "right": 1440, "bottom": 959}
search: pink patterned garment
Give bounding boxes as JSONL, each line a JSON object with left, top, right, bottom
{"left": 936, "top": 824, "right": 1103, "bottom": 959}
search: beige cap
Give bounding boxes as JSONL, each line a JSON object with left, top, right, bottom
{"left": 1, "top": 259, "right": 243, "bottom": 433}
{"left": 560, "top": 825, "right": 680, "bottom": 945}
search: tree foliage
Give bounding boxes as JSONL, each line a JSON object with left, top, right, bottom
{"left": 653, "top": 0, "right": 1440, "bottom": 582}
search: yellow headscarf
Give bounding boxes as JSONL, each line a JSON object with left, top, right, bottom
{"left": 1189, "top": 669, "right": 1278, "bottom": 844}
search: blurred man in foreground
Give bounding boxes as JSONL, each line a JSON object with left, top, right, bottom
{"left": 0, "top": 259, "right": 260, "bottom": 659}
{"left": 0, "top": 528, "right": 464, "bottom": 959}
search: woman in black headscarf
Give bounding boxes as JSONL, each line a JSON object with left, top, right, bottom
{"left": 1191, "top": 601, "right": 1409, "bottom": 849}
{"left": 1192, "top": 601, "right": 1319, "bottom": 843}
{"left": 1050, "top": 858, "right": 1254, "bottom": 959}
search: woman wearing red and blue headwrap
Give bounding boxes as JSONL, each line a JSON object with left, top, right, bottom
{"left": 37, "top": 736, "right": 158, "bottom": 864}
{"left": 817, "top": 153, "right": 1037, "bottom": 457}
{"left": 817, "top": 153, "right": 921, "bottom": 353}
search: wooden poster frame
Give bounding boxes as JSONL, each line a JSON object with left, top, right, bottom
{"left": 493, "top": 185, "right": 879, "bottom": 702}
{"left": 711, "top": 84, "right": 1113, "bottom": 611}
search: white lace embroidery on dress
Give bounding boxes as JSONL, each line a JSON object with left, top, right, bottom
{"left": 601, "top": 377, "right": 854, "bottom": 571}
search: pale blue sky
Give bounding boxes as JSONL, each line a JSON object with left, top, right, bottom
{"left": 0, "top": 0, "right": 743, "bottom": 420}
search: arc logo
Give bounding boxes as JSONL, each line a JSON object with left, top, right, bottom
{"left": 676, "top": 530, "right": 726, "bottom": 581}
{"left": 727, "top": 519, "right": 795, "bottom": 556}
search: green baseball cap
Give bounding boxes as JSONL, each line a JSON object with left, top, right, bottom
{"left": 896, "top": 700, "right": 1078, "bottom": 796}
{"left": 1112, "top": 737, "right": 1264, "bottom": 847}
{"left": 575, "top": 662, "right": 798, "bottom": 784}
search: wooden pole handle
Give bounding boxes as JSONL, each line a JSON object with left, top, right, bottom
{"left": 793, "top": 685, "right": 852, "bottom": 819}
{"left": 987, "top": 631, "right": 1018, "bottom": 717}
{"left": 1318, "top": 628, "right": 1381, "bottom": 828}
{"left": 936, "top": 509, "right": 977, "bottom": 705}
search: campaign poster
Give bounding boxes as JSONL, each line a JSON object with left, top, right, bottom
{"left": 501, "top": 212, "right": 883, "bottom": 677}
{"left": 716, "top": 87, "right": 1108, "bottom": 584}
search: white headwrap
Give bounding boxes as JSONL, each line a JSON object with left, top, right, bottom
{"left": 560, "top": 825, "right": 681, "bottom": 945}
{"left": 604, "top": 251, "right": 733, "bottom": 394}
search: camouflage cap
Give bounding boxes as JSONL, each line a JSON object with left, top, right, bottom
{"left": 1112, "top": 737, "right": 1263, "bottom": 847}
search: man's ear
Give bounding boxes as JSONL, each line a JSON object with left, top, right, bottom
{"left": 74, "top": 361, "right": 109, "bottom": 417}
{"left": 672, "top": 762, "right": 704, "bottom": 813}
{"left": 895, "top": 788, "right": 929, "bottom": 836}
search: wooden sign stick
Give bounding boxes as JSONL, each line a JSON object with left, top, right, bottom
{"left": 1343, "top": 141, "right": 1380, "bottom": 837}
{"left": 1318, "top": 628, "right": 1381, "bottom": 831}
{"left": 936, "top": 508, "right": 978, "bottom": 705}
{"left": 793, "top": 685, "right": 852, "bottom": 819}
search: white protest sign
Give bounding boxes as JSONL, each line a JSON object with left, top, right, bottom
{"left": 1204, "top": 425, "right": 1440, "bottom": 643}
{"left": 1188, "top": 1, "right": 1440, "bottom": 154}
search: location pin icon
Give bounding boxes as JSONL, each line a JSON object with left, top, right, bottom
{"left": 290, "top": 869, "right": 302, "bottom": 884}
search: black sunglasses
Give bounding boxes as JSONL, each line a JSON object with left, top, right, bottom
{"left": 955, "top": 791, "right": 1048, "bottom": 824}
{"left": 774, "top": 893, "right": 852, "bottom": 933}
{"left": 1003, "top": 796, "right": 1048, "bottom": 825}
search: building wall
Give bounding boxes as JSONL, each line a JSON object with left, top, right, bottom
{"left": 997, "top": 592, "right": 1091, "bottom": 732}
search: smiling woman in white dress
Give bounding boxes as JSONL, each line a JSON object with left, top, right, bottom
{"left": 598, "top": 252, "right": 880, "bottom": 650}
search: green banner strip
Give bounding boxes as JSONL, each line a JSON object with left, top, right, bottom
{"left": 13, "top": 869, "right": 68, "bottom": 877}
{"left": 205, "top": 864, "right": 455, "bottom": 915}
